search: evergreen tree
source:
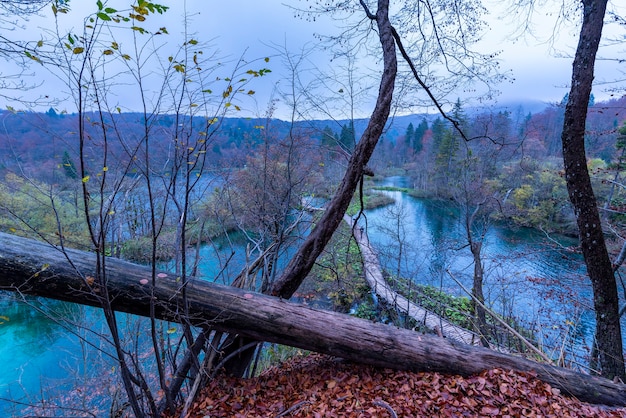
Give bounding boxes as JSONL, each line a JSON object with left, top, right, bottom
{"left": 451, "top": 98, "right": 467, "bottom": 127}
{"left": 339, "top": 121, "right": 355, "bottom": 152}
{"left": 405, "top": 122, "right": 415, "bottom": 149}
{"left": 413, "top": 118, "right": 428, "bottom": 154}
{"left": 320, "top": 126, "right": 336, "bottom": 147}
{"left": 61, "top": 151, "right": 77, "bottom": 179}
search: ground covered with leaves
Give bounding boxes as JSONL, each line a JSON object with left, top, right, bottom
{"left": 182, "top": 353, "right": 626, "bottom": 417}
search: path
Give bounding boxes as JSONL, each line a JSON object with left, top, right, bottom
{"left": 346, "top": 215, "right": 483, "bottom": 346}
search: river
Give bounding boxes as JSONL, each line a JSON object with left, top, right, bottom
{"left": 1, "top": 177, "right": 624, "bottom": 414}
{"left": 365, "top": 176, "right": 624, "bottom": 364}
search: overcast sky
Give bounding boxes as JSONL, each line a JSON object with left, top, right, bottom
{"left": 6, "top": 0, "right": 626, "bottom": 117}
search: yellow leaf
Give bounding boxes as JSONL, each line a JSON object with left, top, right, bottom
{"left": 166, "top": 327, "right": 177, "bottom": 334}
{"left": 103, "top": 49, "right": 114, "bottom": 55}
{"left": 102, "top": 166, "right": 108, "bottom": 172}
{"left": 72, "top": 47, "right": 84, "bottom": 54}
{"left": 82, "top": 175, "right": 90, "bottom": 183}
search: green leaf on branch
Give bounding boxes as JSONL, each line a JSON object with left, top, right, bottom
{"left": 130, "top": 13, "right": 146, "bottom": 21}
{"left": 97, "top": 12, "right": 111, "bottom": 21}
{"left": 131, "top": 26, "right": 148, "bottom": 34}
{"left": 24, "top": 51, "right": 41, "bottom": 63}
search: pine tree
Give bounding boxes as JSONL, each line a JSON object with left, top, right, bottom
{"left": 320, "top": 126, "right": 336, "bottom": 147}
{"left": 405, "top": 122, "right": 414, "bottom": 149}
{"left": 413, "top": 118, "right": 428, "bottom": 154}
{"left": 339, "top": 122, "right": 355, "bottom": 152}
{"left": 61, "top": 151, "right": 77, "bottom": 179}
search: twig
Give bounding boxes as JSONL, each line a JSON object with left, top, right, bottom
{"left": 446, "top": 269, "right": 553, "bottom": 364}
{"left": 390, "top": 25, "right": 469, "bottom": 142}
{"left": 373, "top": 400, "right": 398, "bottom": 418}
{"left": 275, "top": 400, "right": 312, "bottom": 417}
{"left": 209, "top": 341, "right": 260, "bottom": 380}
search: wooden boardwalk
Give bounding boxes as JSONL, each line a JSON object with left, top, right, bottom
{"left": 346, "top": 215, "right": 482, "bottom": 346}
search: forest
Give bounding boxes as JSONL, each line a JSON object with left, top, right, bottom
{"left": 0, "top": 0, "right": 625, "bottom": 416}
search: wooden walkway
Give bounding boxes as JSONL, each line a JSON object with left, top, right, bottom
{"left": 346, "top": 215, "right": 482, "bottom": 346}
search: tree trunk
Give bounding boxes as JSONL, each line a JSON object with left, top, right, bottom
{"left": 269, "top": 0, "right": 397, "bottom": 299}
{"left": 561, "top": 0, "right": 625, "bottom": 381}
{"left": 0, "top": 232, "right": 625, "bottom": 406}
{"left": 470, "top": 241, "right": 489, "bottom": 347}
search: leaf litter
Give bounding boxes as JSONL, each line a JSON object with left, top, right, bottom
{"left": 179, "top": 353, "right": 626, "bottom": 417}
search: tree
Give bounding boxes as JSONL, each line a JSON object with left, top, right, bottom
{"left": 339, "top": 121, "right": 356, "bottom": 152}
{"left": 559, "top": 0, "right": 625, "bottom": 380}
{"left": 268, "top": 0, "right": 396, "bottom": 300}
{"left": 413, "top": 118, "right": 427, "bottom": 154}
{"left": 452, "top": 142, "right": 502, "bottom": 347}
{"left": 61, "top": 150, "right": 77, "bottom": 179}
{"left": 405, "top": 122, "right": 415, "bottom": 149}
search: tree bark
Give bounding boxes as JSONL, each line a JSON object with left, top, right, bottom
{"left": 561, "top": 0, "right": 625, "bottom": 381}
{"left": 0, "top": 232, "right": 625, "bottom": 406}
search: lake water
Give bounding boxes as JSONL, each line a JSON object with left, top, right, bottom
{"left": 1, "top": 177, "right": 624, "bottom": 414}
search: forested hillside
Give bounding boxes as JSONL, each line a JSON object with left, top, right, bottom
{"left": 2, "top": 94, "right": 626, "bottom": 239}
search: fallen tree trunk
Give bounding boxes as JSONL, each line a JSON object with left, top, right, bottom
{"left": 0, "top": 232, "right": 624, "bottom": 406}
